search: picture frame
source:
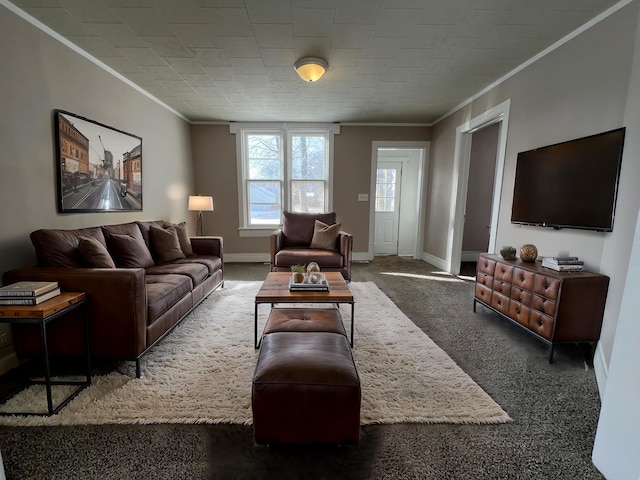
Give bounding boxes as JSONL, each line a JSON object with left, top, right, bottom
{"left": 54, "top": 110, "right": 143, "bottom": 213}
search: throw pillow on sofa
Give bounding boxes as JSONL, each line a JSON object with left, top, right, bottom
{"left": 149, "top": 225, "right": 186, "bottom": 263}
{"left": 78, "top": 236, "right": 116, "bottom": 268}
{"left": 282, "top": 211, "right": 337, "bottom": 247}
{"left": 30, "top": 226, "right": 108, "bottom": 268}
{"left": 310, "top": 220, "right": 342, "bottom": 250}
{"left": 107, "top": 233, "right": 155, "bottom": 268}
{"left": 161, "top": 221, "right": 194, "bottom": 257}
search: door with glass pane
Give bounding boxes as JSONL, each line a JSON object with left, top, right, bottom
{"left": 374, "top": 162, "right": 401, "bottom": 255}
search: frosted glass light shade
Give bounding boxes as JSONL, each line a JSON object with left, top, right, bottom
{"left": 188, "top": 195, "right": 214, "bottom": 212}
{"left": 294, "top": 57, "right": 328, "bottom": 82}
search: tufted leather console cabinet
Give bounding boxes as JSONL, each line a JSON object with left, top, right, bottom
{"left": 473, "top": 253, "right": 609, "bottom": 362}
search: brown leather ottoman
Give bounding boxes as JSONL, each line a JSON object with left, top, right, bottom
{"left": 263, "top": 308, "right": 347, "bottom": 337}
{"left": 252, "top": 331, "right": 361, "bottom": 445}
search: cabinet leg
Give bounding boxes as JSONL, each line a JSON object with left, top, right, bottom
{"left": 548, "top": 344, "right": 555, "bottom": 364}
{"left": 473, "top": 299, "right": 476, "bottom": 313}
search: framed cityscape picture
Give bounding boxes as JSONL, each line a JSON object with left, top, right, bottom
{"left": 54, "top": 110, "right": 143, "bottom": 213}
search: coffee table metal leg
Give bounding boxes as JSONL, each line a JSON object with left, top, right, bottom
{"left": 254, "top": 303, "right": 259, "bottom": 349}
{"left": 350, "top": 302, "right": 355, "bottom": 347}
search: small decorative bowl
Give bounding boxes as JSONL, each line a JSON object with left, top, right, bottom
{"left": 500, "top": 246, "right": 517, "bottom": 260}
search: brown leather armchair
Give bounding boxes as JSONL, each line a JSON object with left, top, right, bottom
{"left": 270, "top": 211, "right": 353, "bottom": 282}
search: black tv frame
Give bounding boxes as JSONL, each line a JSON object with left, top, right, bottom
{"left": 510, "top": 127, "right": 626, "bottom": 233}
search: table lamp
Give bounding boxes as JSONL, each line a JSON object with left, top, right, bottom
{"left": 188, "top": 195, "right": 214, "bottom": 236}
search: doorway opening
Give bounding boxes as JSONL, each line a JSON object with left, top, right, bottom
{"left": 446, "top": 99, "right": 511, "bottom": 275}
{"left": 369, "top": 142, "right": 430, "bottom": 260}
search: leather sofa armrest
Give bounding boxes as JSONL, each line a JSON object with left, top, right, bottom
{"left": 190, "top": 236, "right": 223, "bottom": 260}
{"left": 338, "top": 231, "right": 353, "bottom": 258}
{"left": 270, "top": 230, "right": 284, "bottom": 267}
{"left": 338, "top": 231, "right": 353, "bottom": 280}
{"left": 4, "top": 266, "right": 147, "bottom": 356}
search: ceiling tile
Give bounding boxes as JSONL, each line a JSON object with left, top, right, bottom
{"left": 118, "top": 47, "right": 165, "bottom": 65}
{"left": 292, "top": 8, "right": 335, "bottom": 37}
{"left": 164, "top": 57, "right": 205, "bottom": 74}
{"left": 9, "top": 0, "right": 623, "bottom": 123}
{"left": 253, "top": 24, "right": 294, "bottom": 49}
{"left": 245, "top": 0, "right": 292, "bottom": 24}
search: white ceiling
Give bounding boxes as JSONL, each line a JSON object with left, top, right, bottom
{"left": 8, "top": 0, "right": 624, "bottom": 124}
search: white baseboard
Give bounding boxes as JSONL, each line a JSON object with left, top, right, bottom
{"left": 593, "top": 341, "right": 608, "bottom": 399}
{"left": 224, "top": 253, "right": 270, "bottom": 263}
{"left": 420, "top": 252, "right": 447, "bottom": 270}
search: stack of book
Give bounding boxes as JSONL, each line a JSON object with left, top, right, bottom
{"left": 0, "top": 281, "right": 61, "bottom": 305}
{"left": 541, "top": 257, "right": 584, "bottom": 272}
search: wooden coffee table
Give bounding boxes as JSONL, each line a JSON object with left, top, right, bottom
{"left": 254, "top": 272, "right": 355, "bottom": 349}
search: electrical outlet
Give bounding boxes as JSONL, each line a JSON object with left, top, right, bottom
{"left": 358, "top": 193, "right": 369, "bottom": 201}
{"left": 0, "top": 333, "right": 7, "bottom": 346}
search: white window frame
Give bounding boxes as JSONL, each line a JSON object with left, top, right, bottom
{"left": 231, "top": 123, "right": 339, "bottom": 237}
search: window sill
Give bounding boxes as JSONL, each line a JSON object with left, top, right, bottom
{"left": 238, "top": 227, "right": 281, "bottom": 238}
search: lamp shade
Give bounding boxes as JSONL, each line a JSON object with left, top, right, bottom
{"left": 294, "top": 57, "right": 328, "bottom": 82}
{"left": 188, "top": 195, "right": 214, "bottom": 211}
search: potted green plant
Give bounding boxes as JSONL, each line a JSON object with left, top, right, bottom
{"left": 291, "top": 264, "right": 306, "bottom": 283}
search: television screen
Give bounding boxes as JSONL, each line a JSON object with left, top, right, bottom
{"left": 511, "top": 127, "right": 625, "bottom": 232}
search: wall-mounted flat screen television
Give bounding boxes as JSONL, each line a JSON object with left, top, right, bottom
{"left": 511, "top": 127, "right": 626, "bottom": 232}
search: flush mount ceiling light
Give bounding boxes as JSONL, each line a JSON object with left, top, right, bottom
{"left": 294, "top": 57, "right": 328, "bottom": 82}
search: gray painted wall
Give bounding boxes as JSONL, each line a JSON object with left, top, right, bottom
{"left": 428, "top": 2, "right": 639, "bottom": 387}
{"left": 0, "top": 8, "right": 194, "bottom": 365}
{"left": 0, "top": 6, "right": 194, "bottom": 282}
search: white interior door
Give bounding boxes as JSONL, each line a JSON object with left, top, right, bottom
{"left": 374, "top": 162, "right": 401, "bottom": 255}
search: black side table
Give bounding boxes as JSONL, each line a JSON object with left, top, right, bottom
{"left": 0, "top": 292, "right": 91, "bottom": 416}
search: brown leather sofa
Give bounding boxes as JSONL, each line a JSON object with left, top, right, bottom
{"left": 270, "top": 211, "right": 353, "bottom": 281}
{"left": 3, "top": 220, "right": 223, "bottom": 377}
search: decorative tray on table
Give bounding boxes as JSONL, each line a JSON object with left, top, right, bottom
{"left": 289, "top": 273, "right": 329, "bottom": 292}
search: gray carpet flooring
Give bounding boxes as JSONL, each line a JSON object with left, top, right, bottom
{"left": 0, "top": 257, "right": 605, "bottom": 479}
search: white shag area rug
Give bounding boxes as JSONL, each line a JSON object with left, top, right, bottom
{"left": 0, "top": 281, "right": 511, "bottom": 426}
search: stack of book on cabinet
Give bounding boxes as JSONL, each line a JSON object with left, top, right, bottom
{"left": 0, "top": 281, "right": 61, "bottom": 305}
{"left": 541, "top": 256, "right": 584, "bottom": 272}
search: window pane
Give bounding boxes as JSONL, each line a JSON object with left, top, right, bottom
{"left": 248, "top": 134, "right": 281, "bottom": 180}
{"left": 377, "top": 168, "right": 396, "bottom": 183}
{"left": 291, "top": 134, "right": 325, "bottom": 180}
{"left": 291, "top": 180, "right": 325, "bottom": 213}
{"left": 375, "top": 168, "right": 396, "bottom": 212}
{"left": 249, "top": 181, "right": 281, "bottom": 225}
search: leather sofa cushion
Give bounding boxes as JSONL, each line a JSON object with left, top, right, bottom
{"left": 101, "top": 221, "right": 143, "bottom": 240}
{"left": 275, "top": 248, "right": 343, "bottom": 268}
{"left": 146, "top": 262, "right": 209, "bottom": 286}
{"left": 78, "top": 236, "right": 116, "bottom": 268}
{"left": 172, "top": 256, "right": 222, "bottom": 275}
{"left": 30, "top": 226, "right": 107, "bottom": 268}
{"left": 146, "top": 274, "right": 193, "bottom": 324}
{"left": 282, "top": 211, "right": 336, "bottom": 247}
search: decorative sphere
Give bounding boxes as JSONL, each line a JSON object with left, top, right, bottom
{"left": 307, "top": 262, "right": 320, "bottom": 273}
{"left": 519, "top": 244, "right": 538, "bottom": 262}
